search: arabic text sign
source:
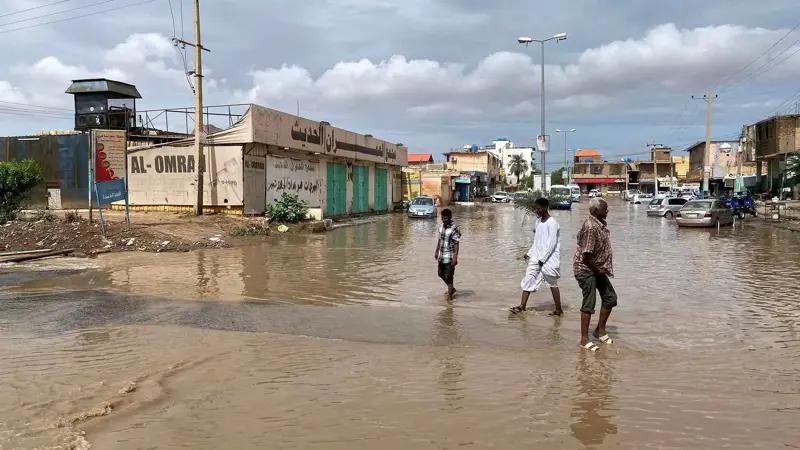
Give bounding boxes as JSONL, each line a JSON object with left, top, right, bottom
{"left": 94, "top": 130, "right": 126, "bottom": 182}
{"left": 95, "top": 179, "right": 127, "bottom": 205}
{"left": 250, "top": 105, "right": 408, "bottom": 165}
{"left": 266, "top": 155, "right": 321, "bottom": 207}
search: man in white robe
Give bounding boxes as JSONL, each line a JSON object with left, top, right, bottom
{"left": 510, "top": 197, "right": 563, "bottom": 315}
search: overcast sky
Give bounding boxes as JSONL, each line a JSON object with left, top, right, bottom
{"left": 2, "top": 0, "right": 800, "bottom": 163}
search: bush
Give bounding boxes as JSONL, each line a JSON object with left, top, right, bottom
{"left": 0, "top": 159, "right": 44, "bottom": 223}
{"left": 64, "top": 209, "right": 82, "bottom": 223}
{"left": 31, "top": 207, "right": 55, "bottom": 222}
{"left": 266, "top": 193, "right": 309, "bottom": 223}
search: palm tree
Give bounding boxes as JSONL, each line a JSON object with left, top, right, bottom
{"left": 509, "top": 154, "right": 529, "bottom": 185}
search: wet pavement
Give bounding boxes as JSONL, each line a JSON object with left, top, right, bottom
{"left": 1, "top": 199, "right": 800, "bottom": 449}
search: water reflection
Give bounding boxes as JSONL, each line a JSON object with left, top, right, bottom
{"left": 570, "top": 354, "right": 618, "bottom": 447}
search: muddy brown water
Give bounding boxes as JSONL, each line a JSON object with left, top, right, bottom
{"left": 1, "top": 200, "right": 799, "bottom": 449}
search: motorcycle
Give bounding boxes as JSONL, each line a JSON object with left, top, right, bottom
{"left": 736, "top": 192, "right": 758, "bottom": 218}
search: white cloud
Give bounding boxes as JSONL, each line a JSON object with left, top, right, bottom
{"left": 236, "top": 23, "right": 800, "bottom": 120}
{"left": 0, "top": 33, "right": 216, "bottom": 112}
{"left": 2, "top": 21, "right": 800, "bottom": 148}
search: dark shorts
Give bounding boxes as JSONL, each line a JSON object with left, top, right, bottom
{"left": 576, "top": 274, "right": 618, "bottom": 314}
{"left": 438, "top": 262, "right": 456, "bottom": 285}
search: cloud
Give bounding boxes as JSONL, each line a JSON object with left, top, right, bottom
{"left": 236, "top": 23, "right": 800, "bottom": 122}
{"left": 2, "top": 20, "right": 800, "bottom": 151}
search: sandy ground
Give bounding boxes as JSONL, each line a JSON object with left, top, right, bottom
{"left": 0, "top": 210, "right": 322, "bottom": 257}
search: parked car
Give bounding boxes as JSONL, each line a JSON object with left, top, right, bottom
{"left": 588, "top": 189, "right": 602, "bottom": 198}
{"left": 407, "top": 196, "right": 437, "bottom": 218}
{"left": 676, "top": 199, "right": 734, "bottom": 228}
{"left": 632, "top": 193, "right": 654, "bottom": 204}
{"left": 647, "top": 197, "right": 688, "bottom": 218}
{"left": 491, "top": 191, "right": 511, "bottom": 203}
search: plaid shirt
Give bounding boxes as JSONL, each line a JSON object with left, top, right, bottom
{"left": 573, "top": 215, "right": 613, "bottom": 279}
{"left": 437, "top": 223, "right": 462, "bottom": 264}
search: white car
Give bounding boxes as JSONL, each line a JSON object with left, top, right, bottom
{"left": 588, "top": 189, "right": 602, "bottom": 198}
{"left": 632, "top": 193, "right": 654, "bottom": 204}
{"left": 491, "top": 191, "right": 510, "bottom": 203}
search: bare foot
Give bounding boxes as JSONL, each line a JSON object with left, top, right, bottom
{"left": 549, "top": 310, "right": 564, "bottom": 317}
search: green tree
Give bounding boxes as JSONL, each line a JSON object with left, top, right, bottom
{"left": 551, "top": 166, "right": 567, "bottom": 185}
{"left": 0, "top": 159, "right": 44, "bottom": 223}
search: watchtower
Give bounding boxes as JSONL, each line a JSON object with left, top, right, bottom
{"left": 65, "top": 78, "right": 141, "bottom": 132}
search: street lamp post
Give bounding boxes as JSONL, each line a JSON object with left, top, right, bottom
{"left": 519, "top": 32, "right": 567, "bottom": 192}
{"left": 556, "top": 128, "right": 576, "bottom": 184}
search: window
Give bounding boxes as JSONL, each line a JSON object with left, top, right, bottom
{"left": 649, "top": 199, "right": 663, "bottom": 206}
{"left": 668, "top": 199, "right": 687, "bottom": 206}
{"left": 714, "top": 201, "right": 727, "bottom": 209}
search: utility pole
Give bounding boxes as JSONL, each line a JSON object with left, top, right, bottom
{"left": 174, "top": 1, "right": 211, "bottom": 215}
{"left": 647, "top": 142, "right": 663, "bottom": 195}
{"left": 693, "top": 93, "right": 717, "bottom": 198}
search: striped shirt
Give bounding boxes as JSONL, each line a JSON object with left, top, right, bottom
{"left": 437, "top": 223, "right": 462, "bottom": 264}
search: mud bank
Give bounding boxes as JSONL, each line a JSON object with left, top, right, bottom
{"left": 0, "top": 210, "right": 327, "bottom": 258}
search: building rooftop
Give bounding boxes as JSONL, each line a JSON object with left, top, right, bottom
{"left": 65, "top": 78, "right": 142, "bottom": 99}
{"left": 408, "top": 153, "right": 434, "bottom": 163}
{"left": 575, "top": 149, "right": 600, "bottom": 157}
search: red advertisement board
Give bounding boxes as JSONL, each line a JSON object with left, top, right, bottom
{"left": 93, "top": 130, "right": 126, "bottom": 182}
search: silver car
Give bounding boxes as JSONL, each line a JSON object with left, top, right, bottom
{"left": 407, "top": 196, "right": 437, "bottom": 218}
{"left": 676, "top": 199, "right": 734, "bottom": 228}
{"left": 647, "top": 197, "right": 688, "bottom": 218}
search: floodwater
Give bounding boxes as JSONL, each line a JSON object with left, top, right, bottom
{"left": 2, "top": 199, "right": 800, "bottom": 449}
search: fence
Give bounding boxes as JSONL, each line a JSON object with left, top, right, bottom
{"left": 1, "top": 133, "right": 90, "bottom": 208}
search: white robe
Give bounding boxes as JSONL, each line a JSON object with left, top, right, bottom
{"left": 521, "top": 217, "right": 561, "bottom": 291}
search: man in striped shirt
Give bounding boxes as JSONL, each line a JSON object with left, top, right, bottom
{"left": 435, "top": 208, "right": 461, "bottom": 297}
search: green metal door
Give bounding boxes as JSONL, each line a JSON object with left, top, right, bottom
{"left": 326, "top": 163, "right": 347, "bottom": 217}
{"left": 374, "top": 168, "right": 387, "bottom": 211}
{"left": 352, "top": 165, "right": 369, "bottom": 213}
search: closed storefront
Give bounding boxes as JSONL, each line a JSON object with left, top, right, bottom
{"left": 326, "top": 162, "right": 347, "bottom": 216}
{"left": 352, "top": 165, "right": 370, "bottom": 213}
{"left": 374, "top": 167, "right": 388, "bottom": 211}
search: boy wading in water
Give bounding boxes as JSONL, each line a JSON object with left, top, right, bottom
{"left": 510, "top": 198, "right": 563, "bottom": 316}
{"left": 434, "top": 208, "right": 461, "bottom": 297}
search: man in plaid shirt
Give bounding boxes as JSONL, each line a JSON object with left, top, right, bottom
{"left": 434, "top": 208, "right": 461, "bottom": 297}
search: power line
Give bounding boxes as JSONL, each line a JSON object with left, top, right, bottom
{"left": 0, "top": 0, "right": 156, "bottom": 35}
{"left": 721, "top": 39, "right": 800, "bottom": 93}
{"left": 0, "top": 0, "right": 120, "bottom": 28}
{"left": 0, "top": 100, "right": 72, "bottom": 112}
{"left": 707, "top": 19, "right": 800, "bottom": 92}
{"left": 0, "top": 0, "right": 72, "bottom": 19}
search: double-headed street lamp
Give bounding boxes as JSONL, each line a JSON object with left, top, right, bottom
{"left": 556, "top": 128, "right": 576, "bottom": 183}
{"left": 518, "top": 32, "right": 567, "bottom": 191}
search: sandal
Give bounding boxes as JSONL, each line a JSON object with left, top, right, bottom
{"left": 581, "top": 342, "right": 600, "bottom": 352}
{"left": 509, "top": 306, "right": 525, "bottom": 314}
{"left": 596, "top": 334, "right": 614, "bottom": 344}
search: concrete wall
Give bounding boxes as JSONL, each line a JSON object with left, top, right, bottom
{"left": 127, "top": 144, "right": 244, "bottom": 208}
{"left": 1, "top": 133, "right": 90, "bottom": 209}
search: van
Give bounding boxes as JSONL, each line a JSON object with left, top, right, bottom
{"left": 567, "top": 184, "right": 581, "bottom": 202}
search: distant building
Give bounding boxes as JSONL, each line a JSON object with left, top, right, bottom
{"left": 407, "top": 153, "right": 434, "bottom": 165}
{"left": 443, "top": 148, "right": 503, "bottom": 199}
{"left": 672, "top": 156, "right": 689, "bottom": 180}
{"left": 574, "top": 149, "right": 601, "bottom": 164}
{"left": 684, "top": 141, "right": 739, "bottom": 196}
{"left": 742, "top": 114, "right": 799, "bottom": 193}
